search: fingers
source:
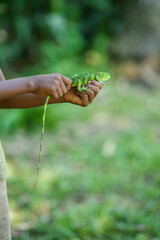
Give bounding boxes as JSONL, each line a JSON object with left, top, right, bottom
{"left": 52, "top": 89, "right": 59, "bottom": 99}
{"left": 79, "top": 80, "right": 103, "bottom": 106}
{"left": 51, "top": 73, "right": 71, "bottom": 99}
{"left": 59, "top": 74, "right": 72, "bottom": 91}
{"left": 55, "top": 77, "right": 67, "bottom": 97}
{"left": 59, "top": 80, "right": 68, "bottom": 94}
{"left": 88, "top": 80, "right": 103, "bottom": 95}
{"left": 76, "top": 91, "right": 89, "bottom": 107}
{"left": 56, "top": 85, "right": 63, "bottom": 97}
{"left": 84, "top": 89, "right": 95, "bottom": 103}
{"left": 84, "top": 81, "right": 102, "bottom": 102}
{"left": 33, "top": 73, "right": 71, "bottom": 98}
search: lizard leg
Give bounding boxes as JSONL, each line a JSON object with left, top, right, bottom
{"left": 77, "top": 79, "right": 93, "bottom": 94}
{"left": 95, "top": 75, "right": 104, "bottom": 85}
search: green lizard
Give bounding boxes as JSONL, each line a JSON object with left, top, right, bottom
{"left": 71, "top": 72, "right": 110, "bottom": 93}
{"left": 34, "top": 72, "right": 110, "bottom": 188}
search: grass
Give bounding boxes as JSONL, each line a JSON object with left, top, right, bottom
{"left": 4, "top": 76, "right": 160, "bottom": 240}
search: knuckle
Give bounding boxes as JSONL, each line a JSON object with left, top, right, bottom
{"left": 94, "top": 86, "right": 99, "bottom": 92}
{"left": 99, "top": 83, "right": 103, "bottom": 89}
{"left": 63, "top": 87, "right": 67, "bottom": 93}
{"left": 59, "top": 91, "right": 63, "bottom": 97}
{"left": 67, "top": 79, "right": 72, "bottom": 84}
{"left": 92, "top": 80, "right": 98, "bottom": 84}
{"left": 54, "top": 73, "right": 61, "bottom": 81}
{"left": 82, "top": 102, "right": 88, "bottom": 107}
{"left": 57, "top": 77, "right": 62, "bottom": 83}
{"left": 50, "top": 86, "right": 55, "bottom": 93}
{"left": 64, "top": 78, "right": 72, "bottom": 85}
{"left": 56, "top": 75, "right": 61, "bottom": 80}
{"left": 67, "top": 85, "right": 71, "bottom": 90}
{"left": 57, "top": 86, "right": 63, "bottom": 97}
{"left": 55, "top": 79, "right": 60, "bottom": 86}
{"left": 55, "top": 72, "right": 60, "bottom": 76}
{"left": 53, "top": 92, "right": 58, "bottom": 98}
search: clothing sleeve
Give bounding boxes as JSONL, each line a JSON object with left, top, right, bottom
{"left": 0, "top": 141, "right": 8, "bottom": 179}
{"left": 0, "top": 69, "right": 5, "bottom": 81}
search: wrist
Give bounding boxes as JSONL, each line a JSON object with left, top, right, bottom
{"left": 48, "top": 96, "right": 65, "bottom": 104}
{"left": 25, "top": 76, "right": 37, "bottom": 93}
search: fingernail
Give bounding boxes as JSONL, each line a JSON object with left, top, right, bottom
{"left": 88, "top": 81, "right": 91, "bottom": 83}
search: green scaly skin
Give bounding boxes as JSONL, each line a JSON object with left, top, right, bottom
{"left": 34, "top": 72, "right": 110, "bottom": 188}
{"left": 71, "top": 72, "right": 110, "bottom": 93}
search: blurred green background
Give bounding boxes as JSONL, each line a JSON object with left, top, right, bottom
{"left": 1, "top": 0, "right": 160, "bottom": 239}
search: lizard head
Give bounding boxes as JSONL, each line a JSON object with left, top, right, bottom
{"left": 99, "top": 72, "right": 111, "bottom": 82}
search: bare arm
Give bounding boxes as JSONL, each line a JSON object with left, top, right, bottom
{"left": 0, "top": 76, "right": 34, "bottom": 100}
{"left": 0, "top": 93, "right": 65, "bottom": 109}
{"left": 0, "top": 69, "right": 103, "bottom": 109}
{"left": 0, "top": 71, "right": 71, "bottom": 108}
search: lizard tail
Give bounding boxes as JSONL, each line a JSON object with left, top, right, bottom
{"left": 34, "top": 95, "right": 50, "bottom": 189}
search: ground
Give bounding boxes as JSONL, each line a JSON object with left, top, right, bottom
{"left": 4, "top": 78, "right": 160, "bottom": 240}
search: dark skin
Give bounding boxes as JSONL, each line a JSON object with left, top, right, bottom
{"left": 0, "top": 69, "right": 103, "bottom": 108}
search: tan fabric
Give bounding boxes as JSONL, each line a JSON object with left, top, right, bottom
{"left": 0, "top": 180, "right": 11, "bottom": 240}
{"left": 0, "top": 141, "right": 8, "bottom": 179}
{"left": 0, "top": 69, "right": 5, "bottom": 81}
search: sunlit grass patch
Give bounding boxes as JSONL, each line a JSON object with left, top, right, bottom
{"left": 5, "top": 78, "right": 160, "bottom": 240}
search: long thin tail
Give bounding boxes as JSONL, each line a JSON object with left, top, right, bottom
{"left": 34, "top": 95, "right": 50, "bottom": 189}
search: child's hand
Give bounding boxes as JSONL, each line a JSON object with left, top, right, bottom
{"left": 62, "top": 80, "right": 103, "bottom": 107}
{"left": 32, "top": 73, "right": 71, "bottom": 99}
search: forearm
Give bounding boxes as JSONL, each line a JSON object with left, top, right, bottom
{"left": 0, "top": 94, "right": 65, "bottom": 109}
{"left": 0, "top": 70, "right": 65, "bottom": 108}
{"left": 0, "top": 76, "right": 34, "bottom": 101}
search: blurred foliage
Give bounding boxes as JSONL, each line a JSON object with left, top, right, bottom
{"left": 0, "top": 0, "right": 121, "bottom": 72}
{"left": 0, "top": 0, "right": 124, "bottom": 134}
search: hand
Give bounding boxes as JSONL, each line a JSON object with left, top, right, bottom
{"left": 32, "top": 73, "right": 71, "bottom": 99}
{"left": 62, "top": 80, "right": 103, "bottom": 107}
